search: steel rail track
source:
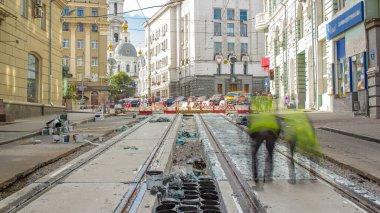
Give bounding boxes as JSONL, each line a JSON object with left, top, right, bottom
{"left": 220, "top": 114, "right": 380, "bottom": 213}
{"left": 114, "top": 114, "right": 180, "bottom": 213}
{"left": 2, "top": 116, "right": 155, "bottom": 213}
{"left": 198, "top": 114, "right": 264, "bottom": 213}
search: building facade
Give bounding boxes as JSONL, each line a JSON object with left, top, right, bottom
{"left": 256, "top": 0, "right": 380, "bottom": 117}
{"left": 62, "top": 0, "right": 109, "bottom": 107}
{"left": 144, "top": 0, "right": 267, "bottom": 98}
{"left": 0, "top": 0, "right": 66, "bottom": 119}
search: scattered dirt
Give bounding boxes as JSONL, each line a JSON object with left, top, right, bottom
{"left": 171, "top": 115, "right": 205, "bottom": 172}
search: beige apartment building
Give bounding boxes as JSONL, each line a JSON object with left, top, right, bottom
{"left": 0, "top": 0, "right": 66, "bottom": 120}
{"left": 62, "top": 0, "right": 109, "bottom": 108}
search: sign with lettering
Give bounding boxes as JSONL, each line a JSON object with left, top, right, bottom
{"left": 326, "top": 1, "right": 364, "bottom": 40}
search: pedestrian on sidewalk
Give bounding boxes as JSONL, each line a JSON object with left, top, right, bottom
{"left": 281, "top": 112, "right": 323, "bottom": 184}
{"left": 248, "top": 111, "right": 281, "bottom": 184}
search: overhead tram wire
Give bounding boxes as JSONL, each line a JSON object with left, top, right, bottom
{"left": 62, "top": 0, "right": 184, "bottom": 19}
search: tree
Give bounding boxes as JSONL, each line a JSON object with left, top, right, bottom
{"left": 109, "top": 72, "right": 136, "bottom": 98}
{"left": 63, "top": 83, "right": 78, "bottom": 101}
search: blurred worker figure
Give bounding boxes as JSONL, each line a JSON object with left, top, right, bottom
{"left": 281, "top": 113, "right": 322, "bottom": 184}
{"left": 248, "top": 99, "right": 280, "bottom": 184}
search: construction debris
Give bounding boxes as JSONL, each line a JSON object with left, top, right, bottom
{"left": 149, "top": 117, "right": 171, "bottom": 123}
{"left": 124, "top": 146, "right": 138, "bottom": 150}
{"left": 115, "top": 125, "right": 129, "bottom": 132}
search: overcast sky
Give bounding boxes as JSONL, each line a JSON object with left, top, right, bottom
{"left": 123, "top": 0, "right": 168, "bottom": 51}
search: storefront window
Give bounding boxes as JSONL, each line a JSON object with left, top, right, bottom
{"left": 351, "top": 53, "right": 366, "bottom": 91}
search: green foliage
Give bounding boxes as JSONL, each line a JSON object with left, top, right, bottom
{"left": 110, "top": 72, "right": 136, "bottom": 97}
{"left": 63, "top": 84, "right": 78, "bottom": 100}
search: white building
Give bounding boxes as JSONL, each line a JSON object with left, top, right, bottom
{"left": 107, "top": 22, "right": 138, "bottom": 83}
{"left": 108, "top": 0, "right": 124, "bottom": 48}
{"left": 255, "top": 0, "right": 375, "bottom": 114}
{"left": 143, "top": 0, "right": 267, "bottom": 97}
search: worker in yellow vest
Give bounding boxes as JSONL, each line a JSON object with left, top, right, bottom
{"left": 248, "top": 112, "right": 281, "bottom": 183}
{"left": 281, "top": 112, "right": 322, "bottom": 183}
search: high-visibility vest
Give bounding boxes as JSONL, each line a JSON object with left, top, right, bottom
{"left": 282, "top": 113, "right": 322, "bottom": 157}
{"left": 248, "top": 113, "right": 280, "bottom": 135}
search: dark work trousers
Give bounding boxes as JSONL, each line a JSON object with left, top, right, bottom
{"left": 250, "top": 131, "right": 279, "bottom": 182}
{"left": 287, "top": 140, "right": 319, "bottom": 183}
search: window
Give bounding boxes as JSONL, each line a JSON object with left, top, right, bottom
{"left": 217, "top": 64, "right": 221, "bottom": 74}
{"left": 77, "top": 57, "right": 83, "bottom": 67}
{"left": 227, "top": 23, "right": 234, "bottom": 36}
{"left": 244, "top": 84, "right": 249, "bottom": 92}
{"left": 241, "top": 43, "right": 248, "bottom": 55}
{"left": 77, "top": 7, "right": 84, "bottom": 17}
{"left": 114, "top": 33, "right": 119, "bottom": 42}
{"left": 230, "top": 63, "right": 235, "bottom": 74}
{"left": 126, "top": 64, "right": 130, "bottom": 72}
{"left": 240, "top": 23, "right": 247, "bottom": 37}
{"left": 63, "top": 56, "right": 69, "bottom": 66}
{"left": 214, "top": 22, "right": 221, "bottom": 36}
{"left": 92, "top": 24, "right": 98, "bottom": 32}
{"left": 27, "top": 54, "right": 39, "bottom": 102}
{"left": 297, "top": 17, "right": 304, "bottom": 40}
{"left": 118, "top": 65, "right": 120, "bottom": 72}
{"left": 40, "top": 4, "right": 46, "bottom": 30}
{"left": 91, "top": 57, "right": 98, "bottom": 66}
{"left": 63, "top": 22, "right": 69, "bottom": 31}
{"left": 21, "top": 0, "right": 27, "bottom": 17}
{"left": 244, "top": 63, "right": 248, "bottom": 75}
{"left": 240, "top": 10, "right": 248, "bottom": 21}
{"left": 134, "top": 65, "right": 137, "bottom": 73}
{"left": 92, "top": 8, "right": 98, "bottom": 17}
{"left": 227, "top": 42, "right": 235, "bottom": 53}
{"left": 214, "top": 42, "right": 222, "bottom": 55}
{"left": 214, "top": 8, "right": 221, "bottom": 20}
{"left": 63, "top": 7, "right": 70, "bottom": 16}
{"left": 62, "top": 39, "right": 69, "bottom": 48}
{"left": 338, "top": 0, "right": 346, "bottom": 10}
{"left": 77, "top": 39, "right": 84, "bottom": 49}
{"left": 319, "top": 0, "right": 326, "bottom": 24}
{"left": 91, "top": 40, "right": 98, "bottom": 49}
{"left": 114, "top": 3, "right": 117, "bottom": 16}
{"left": 227, "top": 9, "right": 235, "bottom": 20}
{"left": 77, "top": 23, "right": 84, "bottom": 32}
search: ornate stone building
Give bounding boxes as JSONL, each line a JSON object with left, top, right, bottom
{"left": 0, "top": 0, "right": 66, "bottom": 119}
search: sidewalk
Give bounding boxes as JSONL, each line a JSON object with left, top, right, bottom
{"left": 307, "top": 112, "right": 380, "bottom": 184}
{"left": 0, "top": 115, "right": 136, "bottom": 194}
{"left": 307, "top": 112, "right": 380, "bottom": 142}
{"left": 0, "top": 112, "right": 98, "bottom": 145}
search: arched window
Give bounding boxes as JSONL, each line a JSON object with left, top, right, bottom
{"left": 126, "top": 64, "right": 130, "bottom": 72}
{"left": 27, "top": 54, "right": 39, "bottom": 102}
{"left": 114, "top": 33, "right": 119, "bottom": 42}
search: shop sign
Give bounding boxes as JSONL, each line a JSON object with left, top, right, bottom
{"left": 326, "top": 1, "right": 364, "bottom": 40}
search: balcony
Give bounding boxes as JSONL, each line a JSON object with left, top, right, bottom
{"left": 255, "top": 12, "right": 269, "bottom": 32}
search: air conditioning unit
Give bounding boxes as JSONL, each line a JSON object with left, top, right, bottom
{"left": 35, "top": 0, "right": 43, "bottom": 7}
{"left": 34, "top": 7, "right": 43, "bottom": 18}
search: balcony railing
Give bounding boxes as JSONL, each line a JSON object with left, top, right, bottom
{"left": 255, "top": 12, "right": 269, "bottom": 32}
